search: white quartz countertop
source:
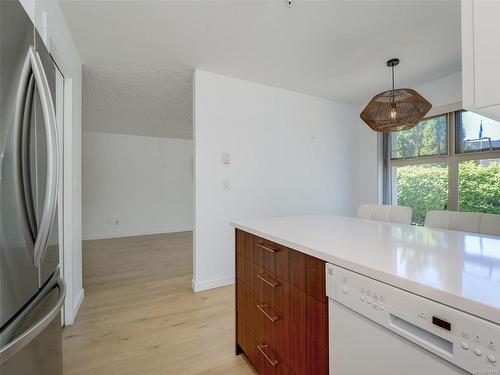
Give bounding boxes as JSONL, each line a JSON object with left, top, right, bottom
{"left": 231, "top": 214, "right": 500, "bottom": 325}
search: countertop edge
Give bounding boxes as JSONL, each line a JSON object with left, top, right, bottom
{"left": 232, "top": 221, "right": 500, "bottom": 326}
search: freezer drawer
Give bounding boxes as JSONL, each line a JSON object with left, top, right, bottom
{"left": 0, "top": 272, "right": 65, "bottom": 375}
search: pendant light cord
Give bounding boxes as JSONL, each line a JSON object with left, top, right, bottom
{"left": 391, "top": 65, "right": 395, "bottom": 91}
{"left": 390, "top": 63, "right": 396, "bottom": 123}
{"left": 391, "top": 65, "right": 395, "bottom": 103}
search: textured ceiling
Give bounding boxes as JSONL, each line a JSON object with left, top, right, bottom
{"left": 83, "top": 66, "right": 192, "bottom": 139}
{"left": 62, "top": 0, "right": 461, "bottom": 107}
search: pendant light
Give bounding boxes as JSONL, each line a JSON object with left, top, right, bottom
{"left": 360, "top": 58, "right": 432, "bottom": 133}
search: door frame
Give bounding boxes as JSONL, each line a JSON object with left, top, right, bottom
{"left": 54, "top": 62, "right": 65, "bottom": 324}
{"left": 48, "top": 42, "right": 76, "bottom": 325}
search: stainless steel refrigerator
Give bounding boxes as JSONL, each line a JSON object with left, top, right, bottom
{"left": 0, "top": 0, "right": 66, "bottom": 373}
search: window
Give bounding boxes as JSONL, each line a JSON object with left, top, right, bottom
{"left": 459, "top": 158, "right": 500, "bottom": 215}
{"left": 391, "top": 115, "right": 448, "bottom": 159}
{"left": 384, "top": 111, "right": 500, "bottom": 225}
{"left": 392, "top": 163, "right": 448, "bottom": 225}
{"left": 456, "top": 111, "right": 500, "bottom": 153}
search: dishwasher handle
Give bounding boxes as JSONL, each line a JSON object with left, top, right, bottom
{"left": 389, "top": 313, "right": 454, "bottom": 357}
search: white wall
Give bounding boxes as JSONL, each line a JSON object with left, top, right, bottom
{"left": 20, "top": 0, "right": 83, "bottom": 324}
{"left": 82, "top": 132, "right": 193, "bottom": 239}
{"left": 416, "top": 71, "right": 462, "bottom": 115}
{"left": 193, "top": 70, "right": 364, "bottom": 291}
{"left": 356, "top": 125, "right": 381, "bottom": 206}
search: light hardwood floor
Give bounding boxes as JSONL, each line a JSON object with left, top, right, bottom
{"left": 62, "top": 232, "right": 256, "bottom": 375}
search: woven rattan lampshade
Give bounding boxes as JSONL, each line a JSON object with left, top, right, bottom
{"left": 360, "top": 59, "right": 432, "bottom": 133}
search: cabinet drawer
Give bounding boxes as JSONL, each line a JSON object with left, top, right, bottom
{"left": 254, "top": 291, "right": 290, "bottom": 371}
{"left": 237, "top": 286, "right": 290, "bottom": 374}
{"left": 237, "top": 312, "right": 258, "bottom": 369}
{"left": 238, "top": 253, "right": 287, "bottom": 298}
{"left": 254, "top": 269, "right": 286, "bottom": 303}
{"left": 237, "top": 252, "right": 253, "bottom": 287}
{"left": 237, "top": 280, "right": 257, "bottom": 321}
{"left": 236, "top": 230, "right": 328, "bottom": 375}
{"left": 253, "top": 239, "right": 289, "bottom": 281}
{"left": 255, "top": 342, "right": 292, "bottom": 375}
{"left": 236, "top": 229, "right": 255, "bottom": 261}
{"left": 254, "top": 283, "right": 289, "bottom": 344}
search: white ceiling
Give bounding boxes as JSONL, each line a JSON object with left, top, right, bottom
{"left": 83, "top": 66, "right": 192, "bottom": 139}
{"left": 62, "top": 0, "right": 461, "bottom": 137}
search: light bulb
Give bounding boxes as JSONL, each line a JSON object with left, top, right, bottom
{"left": 390, "top": 104, "right": 397, "bottom": 122}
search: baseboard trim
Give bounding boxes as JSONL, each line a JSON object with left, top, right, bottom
{"left": 192, "top": 276, "right": 234, "bottom": 292}
{"left": 83, "top": 228, "right": 193, "bottom": 241}
{"left": 68, "top": 288, "right": 84, "bottom": 325}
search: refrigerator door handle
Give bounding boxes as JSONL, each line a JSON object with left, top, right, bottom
{"left": 13, "top": 46, "right": 59, "bottom": 267}
{"left": 29, "top": 46, "right": 59, "bottom": 268}
{"left": 21, "top": 74, "right": 38, "bottom": 239}
{"left": 13, "top": 48, "right": 37, "bottom": 255}
{"left": 0, "top": 276, "right": 65, "bottom": 365}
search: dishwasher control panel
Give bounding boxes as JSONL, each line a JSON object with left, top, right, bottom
{"left": 326, "top": 263, "right": 500, "bottom": 374}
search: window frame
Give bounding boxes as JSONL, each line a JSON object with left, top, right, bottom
{"left": 383, "top": 110, "right": 500, "bottom": 214}
{"left": 389, "top": 113, "right": 449, "bottom": 160}
{"left": 455, "top": 110, "right": 500, "bottom": 154}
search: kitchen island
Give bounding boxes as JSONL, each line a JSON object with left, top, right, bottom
{"left": 232, "top": 214, "right": 500, "bottom": 374}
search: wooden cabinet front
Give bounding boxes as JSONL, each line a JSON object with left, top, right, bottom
{"left": 235, "top": 229, "right": 328, "bottom": 375}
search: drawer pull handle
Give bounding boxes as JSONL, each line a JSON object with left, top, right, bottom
{"left": 257, "top": 304, "right": 279, "bottom": 322}
{"left": 257, "top": 344, "right": 279, "bottom": 367}
{"left": 257, "top": 243, "right": 280, "bottom": 253}
{"left": 257, "top": 273, "right": 280, "bottom": 288}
